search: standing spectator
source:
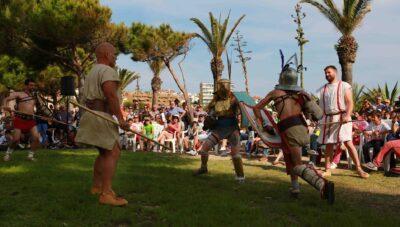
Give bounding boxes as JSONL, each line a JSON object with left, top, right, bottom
{"left": 36, "top": 116, "right": 49, "bottom": 146}
{"left": 363, "top": 111, "right": 391, "bottom": 162}
{"left": 167, "top": 100, "right": 185, "bottom": 119}
{"left": 374, "top": 96, "right": 387, "bottom": 112}
{"left": 149, "top": 104, "right": 159, "bottom": 119}
{"left": 140, "top": 104, "right": 151, "bottom": 120}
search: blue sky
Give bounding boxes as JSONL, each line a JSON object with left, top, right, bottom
{"left": 100, "top": 0, "right": 400, "bottom": 97}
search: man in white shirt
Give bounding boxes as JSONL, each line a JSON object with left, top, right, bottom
{"left": 318, "top": 65, "right": 368, "bottom": 178}
{"left": 362, "top": 111, "right": 390, "bottom": 162}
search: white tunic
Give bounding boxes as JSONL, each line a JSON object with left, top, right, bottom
{"left": 317, "top": 81, "right": 352, "bottom": 144}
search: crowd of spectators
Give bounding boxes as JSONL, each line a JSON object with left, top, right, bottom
{"left": 1, "top": 95, "right": 399, "bottom": 175}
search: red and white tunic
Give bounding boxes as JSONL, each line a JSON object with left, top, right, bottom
{"left": 317, "top": 81, "right": 352, "bottom": 145}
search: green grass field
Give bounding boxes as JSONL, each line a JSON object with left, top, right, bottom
{"left": 0, "top": 149, "right": 399, "bottom": 226}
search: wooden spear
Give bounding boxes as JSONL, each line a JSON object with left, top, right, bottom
{"left": 70, "top": 100, "right": 173, "bottom": 151}
{"left": 11, "top": 110, "right": 69, "bottom": 126}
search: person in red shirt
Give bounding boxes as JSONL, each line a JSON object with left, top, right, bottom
{"left": 157, "top": 115, "right": 181, "bottom": 149}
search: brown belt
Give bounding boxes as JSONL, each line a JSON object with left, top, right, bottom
{"left": 85, "top": 99, "right": 110, "bottom": 114}
{"left": 325, "top": 111, "right": 346, "bottom": 116}
{"left": 277, "top": 114, "right": 307, "bottom": 132}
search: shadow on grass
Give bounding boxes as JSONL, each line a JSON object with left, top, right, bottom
{"left": 0, "top": 149, "right": 399, "bottom": 226}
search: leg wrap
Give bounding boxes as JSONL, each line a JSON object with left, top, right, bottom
{"left": 232, "top": 156, "right": 244, "bottom": 178}
{"left": 200, "top": 154, "right": 209, "bottom": 168}
{"left": 293, "top": 164, "right": 326, "bottom": 191}
{"left": 6, "top": 147, "right": 13, "bottom": 155}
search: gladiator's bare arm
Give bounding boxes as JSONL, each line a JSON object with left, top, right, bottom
{"left": 254, "top": 92, "right": 273, "bottom": 125}
{"left": 1, "top": 92, "right": 19, "bottom": 111}
{"left": 102, "top": 81, "right": 123, "bottom": 122}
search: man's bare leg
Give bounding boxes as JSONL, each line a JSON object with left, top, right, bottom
{"left": 343, "top": 141, "right": 369, "bottom": 178}
{"left": 27, "top": 127, "right": 40, "bottom": 161}
{"left": 4, "top": 129, "right": 21, "bottom": 161}
{"left": 91, "top": 154, "right": 103, "bottom": 194}
{"left": 194, "top": 134, "right": 219, "bottom": 175}
{"left": 98, "top": 143, "right": 127, "bottom": 206}
{"left": 324, "top": 144, "right": 334, "bottom": 176}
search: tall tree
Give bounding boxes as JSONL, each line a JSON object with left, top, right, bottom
{"left": 301, "top": 0, "right": 372, "bottom": 84}
{"left": 232, "top": 30, "right": 252, "bottom": 94}
{"left": 191, "top": 12, "right": 245, "bottom": 90}
{"left": 127, "top": 23, "right": 195, "bottom": 119}
{"left": 292, "top": 4, "right": 309, "bottom": 88}
{"left": 127, "top": 23, "right": 167, "bottom": 107}
{"left": 0, "top": 0, "right": 128, "bottom": 91}
{"left": 118, "top": 68, "right": 140, "bottom": 91}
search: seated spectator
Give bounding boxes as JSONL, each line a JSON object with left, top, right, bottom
{"left": 149, "top": 104, "right": 159, "bottom": 119}
{"left": 363, "top": 139, "right": 400, "bottom": 171}
{"left": 142, "top": 117, "right": 154, "bottom": 152}
{"left": 360, "top": 100, "right": 374, "bottom": 115}
{"left": 194, "top": 105, "right": 207, "bottom": 117}
{"left": 184, "top": 121, "right": 200, "bottom": 155}
{"left": 363, "top": 111, "right": 391, "bottom": 163}
{"left": 129, "top": 115, "right": 144, "bottom": 150}
{"left": 152, "top": 114, "right": 165, "bottom": 140}
{"left": 157, "top": 115, "right": 181, "bottom": 148}
{"left": 386, "top": 112, "right": 399, "bottom": 141}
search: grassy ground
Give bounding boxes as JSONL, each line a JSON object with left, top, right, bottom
{"left": 0, "top": 149, "right": 399, "bottom": 226}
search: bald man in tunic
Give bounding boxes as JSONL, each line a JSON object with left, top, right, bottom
{"left": 76, "top": 42, "right": 130, "bottom": 206}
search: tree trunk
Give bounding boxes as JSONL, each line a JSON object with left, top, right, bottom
{"left": 151, "top": 75, "right": 162, "bottom": 108}
{"left": 165, "top": 60, "right": 194, "bottom": 122}
{"left": 336, "top": 35, "right": 358, "bottom": 85}
{"left": 210, "top": 57, "right": 224, "bottom": 92}
{"left": 340, "top": 62, "right": 353, "bottom": 85}
{"left": 299, "top": 44, "right": 304, "bottom": 88}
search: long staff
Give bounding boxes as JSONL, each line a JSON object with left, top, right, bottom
{"left": 71, "top": 101, "right": 172, "bottom": 151}
{"left": 11, "top": 110, "right": 69, "bottom": 126}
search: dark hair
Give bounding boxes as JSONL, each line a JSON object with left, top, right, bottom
{"left": 324, "top": 65, "right": 337, "bottom": 72}
{"left": 24, "top": 78, "right": 35, "bottom": 85}
{"left": 371, "top": 111, "right": 382, "bottom": 119}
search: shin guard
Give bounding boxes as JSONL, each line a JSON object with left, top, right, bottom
{"left": 293, "top": 164, "right": 325, "bottom": 191}
{"left": 200, "top": 154, "right": 209, "bottom": 169}
{"left": 232, "top": 154, "right": 244, "bottom": 178}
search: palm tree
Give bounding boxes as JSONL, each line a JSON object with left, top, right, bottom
{"left": 118, "top": 68, "right": 139, "bottom": 91}
{"left": 148, "top": 60, "right": 165, "bottom": 107}
{"left": 301, "top": 0, "right": 372, "bottom": 84}
{"left": 362, "top": 82, "right": 399, "bottom": 105}
{"left": 352, "top": 83, "right": 365, "bottom": 111}
{"left": 191, "top": 12, "right": 245, "bottom": 89}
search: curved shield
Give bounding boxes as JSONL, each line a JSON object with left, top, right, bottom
{"left": 239, "top": 102, "right": 282, "bottom": 148}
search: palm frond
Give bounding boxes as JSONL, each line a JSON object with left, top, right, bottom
{"left": 390, "top": 82, "right": 399, "bottom": 104}
{"left": 344, "top": 0, "right": 359, "bottom": 18}
{"left": 352, "top": 0, "right": 372, "bottom": 30}
{"left": 219, "top": 11, "right": 230, "bottom": 47}
{"left": 301, "top": 0, "right": 342, "bottom": 32}
{"left": 118, "top": 68, "right": 140, "bottom": 91}
{"left": 384, "top": 83, "right": 390, "bottom": 100}
{"left": 223, "top": 14, "right": 245, "bottom": 47}
{"left": 190, "top": 18, "right": 212, "bottom": 44}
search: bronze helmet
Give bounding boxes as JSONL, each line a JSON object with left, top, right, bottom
{"left": 275, "top": 65, "right": 303, "bottom": 91}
